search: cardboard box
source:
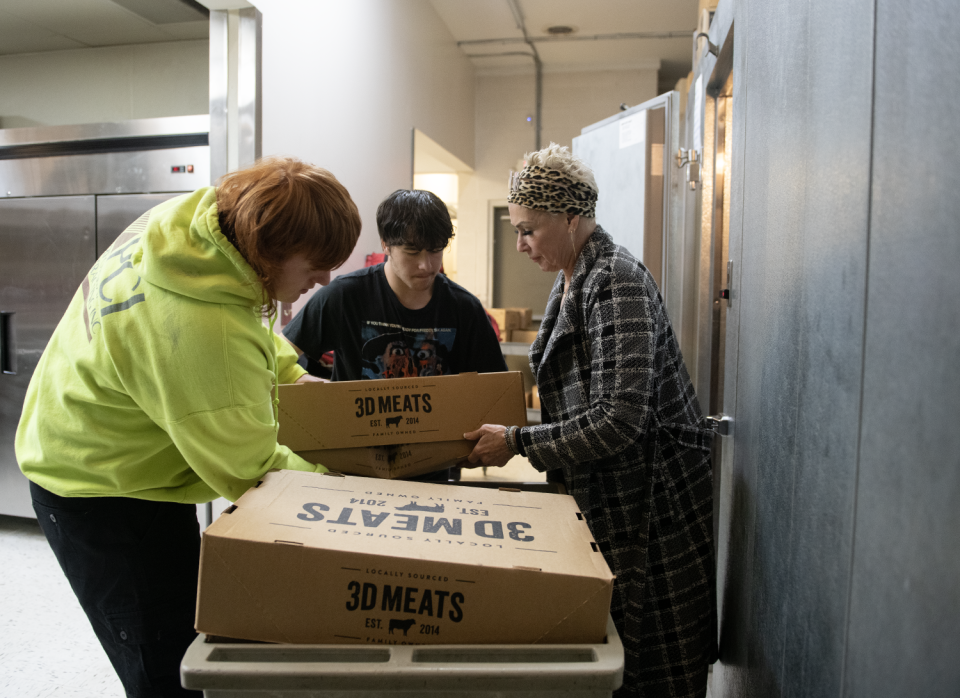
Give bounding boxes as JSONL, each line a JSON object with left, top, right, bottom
{"left": 278, "top": 372, "right": 525, "bottom": 450}
{"left": 487, "top": 308, "right": 520, "bottom": 334}
{"left": 510, "top": 329, "right": 539, "bottom": 344}
{"left": 278, "top": 372, "right": 527, "bottom": 479}
{"left": 195, "top": 470, "right": 614, "bottom": 645}
{"left": 296, "top": 441, "right": 473, "bottom": 480}
{"left": 531, "top": 385, "right": 540, "bottom": 410}
{"left": 506, "top": 307, "right": 533, "bottom": 329}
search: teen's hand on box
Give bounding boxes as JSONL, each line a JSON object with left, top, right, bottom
{"left": 295, "top": 374, "right": 329, "bottom": 384}
{"left": 463, "top": 425, "right": 512, "bottom": 469}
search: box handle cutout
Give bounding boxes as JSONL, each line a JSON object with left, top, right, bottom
{"left": 591, "top": 542, "right": 599, "bottom": 553}
{"left": 323, "top": 471, "right": 346, "bottom": 477}
{"left": 224, "top": 505, "right": 237, "bottom": 515}
{"left": 274, "top": 540, "right": 304, "bottom": 546}
{"left": 498, "top": 487, "right": 521, "bottom": 493}
{"left": 576, "top": 512, "right": 584, "bottom": 520}
{"left": 513, "top": 565, "right": 542, "bottom": 572}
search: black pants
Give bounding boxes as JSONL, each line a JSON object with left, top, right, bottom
{"left": 31, "top": 482, "right": 201, "bottom": 697}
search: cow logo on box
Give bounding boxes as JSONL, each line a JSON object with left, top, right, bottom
{"left": 388, "top": 618, "right": 417, "bottom": 636}
{"left": 395, "top": 502, "right": 444, "bottom": 513}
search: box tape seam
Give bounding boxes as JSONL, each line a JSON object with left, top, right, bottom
{"left": 205, "top": 541, "right": 292, "bottom": 642}
{"left": 257, "top": 470, "right": 296, "bottom": 510}
{"left": 529, "top": 579, "right": 612, "bottom": 644}
{"left": 475, "top": 375, "right": 524, "bottom": 427}
{"left": 278, "top": 404, "right": 329, "bottom": 449}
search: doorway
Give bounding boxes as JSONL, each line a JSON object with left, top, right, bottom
{"left": 411, "top": 129, "right": 473, "bottom": 284}
{"left": 701, "top": 79, "right": 733, "bottom": 419}
{"left": 695, "top": 28, "right": 739, "bottom": 681}
{"left": 491, "top": 206, "right": 556, "bottom": 312}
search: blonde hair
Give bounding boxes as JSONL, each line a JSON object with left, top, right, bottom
{"left": 523, "top": 143, "right": 598, "bottom": 194}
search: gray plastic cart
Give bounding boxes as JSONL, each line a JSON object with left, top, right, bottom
{"left": 182, "top": 480, "right": 622, "bottom": 696}
{"left": 180, "top": 615, "right": 623, "bottom": 697}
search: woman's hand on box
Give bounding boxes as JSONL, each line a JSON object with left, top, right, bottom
{"left": 463, "top": 425, "right": 513, "bottom": 469}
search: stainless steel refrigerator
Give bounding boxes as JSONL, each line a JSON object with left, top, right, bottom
{"left": 0, "top": 116, "right": 209, "bottom": 517}
{"left": 572, "top": 92, "right": 683, "bottom": 304}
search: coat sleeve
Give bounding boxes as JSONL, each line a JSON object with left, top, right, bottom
{"left": 520, "top": 265, "right": 657, "bottom": 470}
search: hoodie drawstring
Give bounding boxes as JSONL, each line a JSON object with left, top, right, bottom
{"left": 266, "top": 309, "right": 281, "bottom": 432}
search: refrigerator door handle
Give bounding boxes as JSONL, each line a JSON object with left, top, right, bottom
{"left": 0, "top": 311, "right": 16, "bottom": 375}
{"left": 706, "top": 413, "right": 733, "bottom": 436}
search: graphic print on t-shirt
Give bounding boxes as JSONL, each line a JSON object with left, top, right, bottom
{"left": 360, "top": 321, "right": 456, "bottom": 379}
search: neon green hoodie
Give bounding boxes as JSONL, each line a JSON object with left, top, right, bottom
{"left": 16, "top": 187, "right": 326, "bottom": 503}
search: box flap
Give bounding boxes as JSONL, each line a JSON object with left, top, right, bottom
{"left": 208, "top": 471, "right": 612, "bottom": 580}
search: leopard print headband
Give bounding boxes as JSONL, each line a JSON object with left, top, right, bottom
{"left": 508, "top": 164, "right": 598, "bottom": 218}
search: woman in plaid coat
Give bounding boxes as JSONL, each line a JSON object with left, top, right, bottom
{"left": 465, "top": 144, "right": 717, "bottom": 698}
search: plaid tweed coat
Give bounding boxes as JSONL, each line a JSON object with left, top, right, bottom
{"left": 518, "top": 226, "right": 717, "bottom": 698}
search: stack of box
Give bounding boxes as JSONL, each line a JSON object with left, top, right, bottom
{"left": 487, "top": 307, "right": 537, "bottom": 343}
{"left": 487, "top": 307, "right": 519, "bottom": 340}
{"left": 277, "top": 372, "right": 527, "bottom": 479}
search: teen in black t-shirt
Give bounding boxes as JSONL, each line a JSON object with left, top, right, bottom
{"left": 283, "top": 190, "right": 506, "bottom": 381}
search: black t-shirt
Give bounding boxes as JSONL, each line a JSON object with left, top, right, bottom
{"left": 283, "top": 264, "right": 507, "bottom": 381}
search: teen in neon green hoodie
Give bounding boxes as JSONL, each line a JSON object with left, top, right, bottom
{"left": 17, "top": 187, "right": 322, "bottom": 503}
{"left": 16, "top": 158, "right": 362, "bottom": 698}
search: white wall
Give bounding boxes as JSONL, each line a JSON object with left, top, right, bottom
{"left": 456, "top": 66, "right": 659, "bottom": 305}
{"left": 256, "top": 0, "right": 476, "bottom": 305}
{"left": 0, "top": 41, "right": 208, "bottom": 128}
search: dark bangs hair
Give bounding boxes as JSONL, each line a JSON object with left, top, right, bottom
{"left": 376, "top": 189, "right": 454, "bottom": 250}
{"left": 217, "top": 157, "right": 361, "bottom": 306}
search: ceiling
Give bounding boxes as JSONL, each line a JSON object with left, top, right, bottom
{"left": 0, "top": 0, "right": 699, "bottom": 86}
{"left": 0, "top": 0, "right": 208, "bottom": 55}
{"left": 430, "top": 0, "right": 698, "bottom": 84}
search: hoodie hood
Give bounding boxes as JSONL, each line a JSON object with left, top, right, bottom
{"left": 133, "top": 187, "right": 262, "bottom": 307}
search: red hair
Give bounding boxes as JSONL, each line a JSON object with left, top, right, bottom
{"left": 216, "top": 157, "right": 361, "bottom": 307}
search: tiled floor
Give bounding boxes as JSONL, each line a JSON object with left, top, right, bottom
{"left": 0, "top": 514, "right": 124, "bottom": 698}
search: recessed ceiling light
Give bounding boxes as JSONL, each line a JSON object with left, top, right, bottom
{"left": 545, "top": 25, "right": 577, "bottom": 36}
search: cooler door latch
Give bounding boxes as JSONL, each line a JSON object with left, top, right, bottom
{"left": 706, "top": 414, "right": 733, "bottom": 437}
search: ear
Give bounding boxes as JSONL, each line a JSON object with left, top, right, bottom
{"left": 380, "top": 239, "right": 390, "bottom": 256}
